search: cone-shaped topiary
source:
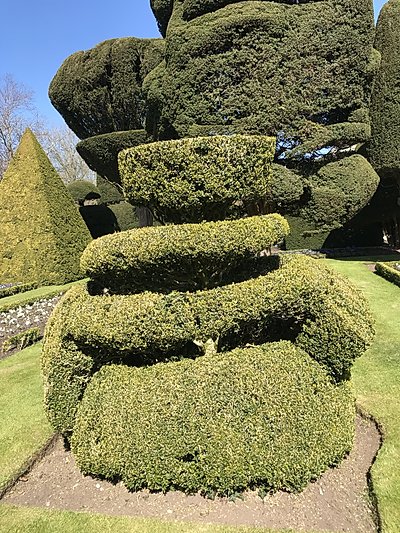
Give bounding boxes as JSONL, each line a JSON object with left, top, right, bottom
{"left": 0, "top": 129, "right": 92, "bottom": 285}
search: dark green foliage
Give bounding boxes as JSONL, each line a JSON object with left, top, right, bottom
{"left": 77, "top": 130, "right": 150, "bottom": 184}
{"left": 81, "top": 214, "right": 289, "bottom": 293}
{"left": 375, "top": 262, "right": 400, "bottom": 288}
{"left": 3, "top": 327, "right": 41, "bottom": 353}
{"left": 79, "top": 205, "right": 119, "bottom": 239}
{"left": 0, "top": 130, "right": 92, "bottom": 285}
{"left": 120, "top": 135, "right": 275, "bottom": 223}
{"left": 42, "top": 254, "right": 374, "bottom": 434}
{"left": 369, "top": 0, "right": 400, "bottom": 178}
{"left": 49, "top": 38, "right": 164, "bottom": 140}
{"left": 150, "top": 0, "right": 174, "bottom": 37}
{"left": 72, "top": 342, "right": 354, "bottom": 495}
{"left": 282, "top": 155, "right": 379, "bottom": 249}
{"left": 96, "top": 175, "right": 123, "bottom": 204}
{"left": 147, "top": 0, "right": 375, "bottom": 151}
{"left": 108, "top": 202, "right": 138, "bottom": 231}
{"left": 0, "top": 282, "right": 38, "bottom": 299}
{"left": 67, "top": 180, "right": 101, "bottom": 206}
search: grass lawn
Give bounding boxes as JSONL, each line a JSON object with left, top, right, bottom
{"left": 0, "top": 258, "right": 399, "bottom": 532}
{"left": 326, "top": 258, "right": 400, "bottom": 533}
{"left": 0, "top": 279, "right": 86, "bottom": 313}
{"left": 0, "top": 344, "right": 53, "bottom": 494}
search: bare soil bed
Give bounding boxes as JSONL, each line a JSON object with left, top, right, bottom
{"left": 3, "top": 415, "right": 380, "bottom": 532}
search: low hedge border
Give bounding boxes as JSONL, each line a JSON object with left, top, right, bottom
{"left": 2, "top": 327, "right": 42, "bottom": 354}
{"left": 71, "top": 342, "right": 355, "bottom": 496}
{"left": 375, "top": 262, "right": 400, "bottom": 287}
{"left": 81, "top": 214, "right": 289, "bottom": 293}
{"left": 0, "top": 279, "right": 87, "bottom": 314}
{"left": 42, "top": 255, "right": 374, "bottom": 435}
{"left": 0, "top": 282, "right": 38, "bottom": 300}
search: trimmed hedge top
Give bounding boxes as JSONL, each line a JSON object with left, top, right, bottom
{"left": 80, "top": 213, "right": 289, "bottom": 293}
{"left": 42, "top": 254, "right": 374, "bottom": 434}
{"left": 72, "top": 342, "right": 354, "bottom": 495}
{"left": 119, "top": 135, "right": 275, "bottom": 223}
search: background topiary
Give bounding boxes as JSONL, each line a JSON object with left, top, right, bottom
{"left": 48, "top": 0, "right": 380, "bottom": 244}
{"left": 0, "top": 129, "right": 91, "bottom": 285}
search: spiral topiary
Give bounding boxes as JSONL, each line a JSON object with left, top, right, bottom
{"left": 42, "top": 134, "right": 374, "bottom": 496}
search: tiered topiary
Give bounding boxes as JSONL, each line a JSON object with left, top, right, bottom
{"left": 0, "top": 129, "right": 92, "bottom": 285}
{"left": 42, "top": 135, "right": 374, "bottom": 496}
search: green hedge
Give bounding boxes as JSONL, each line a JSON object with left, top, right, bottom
{"left": 67, "top": 180, "right": 101, "bottom": 206}
{"left": 108, "top": 202, "right": 138, "bottom": 231}
{"left": 119, "top": 135, "right": 275, "bottom": 224}
{"left": 0, "top": 129, "right": 92, "bottom": 285}
{"left": 80, "top": 214, "right": 289, "bottom": 293}
{"left": 96, "top": 175, "right": 124, "bottom": 204}
{"left": 77, "top": 131, "right": 150, "bottom": 184}
{"left": 71, "top": 342, "right": 354, "bottom": 496}
{"left": 375, "top": 262, "right": 400, "bottom": 287}
{"left": 49, "top": 38, "right": 164, "bottom": 140}
{"left": 0, "top": 282, "right": 38, "bottom": 299}
{"left": 42, "top": 254, "right": 374, "bottom": 434}
{"left": 3, "top": 327, "right": 41, "bottom": 353}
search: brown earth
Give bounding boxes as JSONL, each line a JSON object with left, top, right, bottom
{"left": 3, "top": 414, "right": 380, "bottom": 532}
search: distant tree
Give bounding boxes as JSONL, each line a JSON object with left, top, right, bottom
{"left": 0, "top": 74, "right": 42, "bottom": 179}
{"left": 40, "top": 125, "right": 96, "bottom": 184}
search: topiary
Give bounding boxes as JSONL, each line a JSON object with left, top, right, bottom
{"left": 67, "top": 180, "right": 101, "bottom": 206}
{"left": 95, "top": 175, "right": 123, "bottom": 204}
{"left": 43, "top": 132, "right": 375, "bottom": 495}
{"left": 0, "top": 129, "right": 91, "bottom": 285}
{"left": 72, "top": 342, "right": 354, "bottom": 495}
{"left": 119, "top": 135, "right": 276, "bottom": 223}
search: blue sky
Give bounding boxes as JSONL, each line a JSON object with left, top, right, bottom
{"left": 0, "top": 0, "right": 388, "bottom": 127}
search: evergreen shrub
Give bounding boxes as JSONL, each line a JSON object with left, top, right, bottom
{"left": 3, "top": 327, "right": 41, "bottom": 353}
{"left": 0, "top": 129, "right": 92, "bottom": 285}
{"left": 72, "top": 342, "right": 354, "bottom": 495}
{"left": 42, "top": 254, "right": 374, "bottom": 435}
{"left": 96, "top": 175, "right": 124, "bottom": 204}
{"left": 67, "top": 180, "right": 101, "bottom": 206}
{"left": 0, "top": 282, "right": 38, "bottom": 299}
{"left": 119, "top": 135, "right": 275, "bottom": 223}
{"left": 375, "top": 262, "right": 400, "bottom": 287}
{"left": 109, "top": 202, "right": 138, "bottom": 231}
{"left": 77, "top": 131, "right": 150, "bottom": 184}
{"left": 80, "top": 214, "right": 289, "bottom": 293}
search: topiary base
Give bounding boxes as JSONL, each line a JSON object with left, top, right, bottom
{"left": 71, "top": 342, "right": 355, "bottom": 496}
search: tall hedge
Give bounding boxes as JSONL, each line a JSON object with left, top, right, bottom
{"left": 0, "top": 129, "right": 91, "bottom": 285}
{"left": 369, "top": 0, "right": 400, "bottom": 177}
{"left": 147, "top": 0, "right": 375, "bottom": 149}
{"left": 49, "top": 38, "right": 165, "bottom": 140}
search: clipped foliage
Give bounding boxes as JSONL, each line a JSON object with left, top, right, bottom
{"left": 0, "top": 282, "right": 38, "bottom": 299}
{"left": 369, "top": 0, "right": 400, "bottom": 177}
{"left": 49, "top": 38, "right": 165, "bottom": 140}
{"left": 0, "top": 130, "right": 91, "bottom": 285}
{"left": 42, "top": 254, "right": 374, "bottom": 434}
{"left": 108, "top": 202, "right": 138, "bottom": 231}
{"left": 77, "top": 130, "right": 149, "bottom": 184}
{"left": 282, "top": 155, "right": 380, "bottom": 249}
{"left": 67, "top": 180, "right": 101, "bottom": 206}
{"left": 81, "top": 214, "right": 289, "bottom": 293}
{"left": 146, "top": 0, "right": 375, "bottom": 151}
{"left": 375, "top": 262, "right": 400, "bottom": 287}
{"left": 96, "top": 175, "right": 123, "bottom": 204}
{"left": 3, "top": 327, "right": 41, "bottom": 353}
{"left": 120, "top": 135, "right": 275, "bottom": 223}
{"left": 72, "top": 342, "right": 354, "bottom": 495}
